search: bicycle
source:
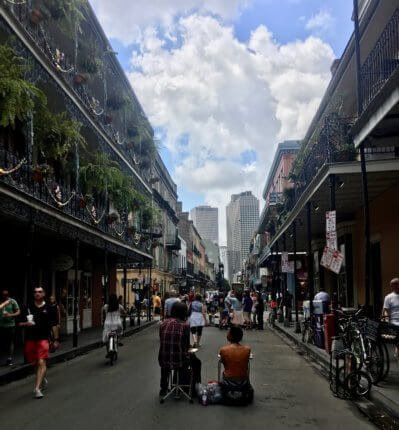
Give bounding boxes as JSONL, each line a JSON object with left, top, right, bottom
{"left": 267, "top": 308, "right": 277, "bottom": 328}
{"left": 301, "top": 316, "right": 315, "bottom": 344}
{"left": 337, "top": 308, "right": 384, "bottom": 385}
{"left": 106, "top": 330, "right": 118, "bottom": 365}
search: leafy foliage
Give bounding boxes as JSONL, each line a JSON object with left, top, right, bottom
{"left": 0, "top": 43, "right": 46, "bottom": 128}
{"left": 34, "top": 110, "right": 86, "bottom": 161}
{"left": 33, "top": 0, "right": 89, "bottom": 35}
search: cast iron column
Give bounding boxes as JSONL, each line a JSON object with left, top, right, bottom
{"left": 353, "top": 0, "right": 372, "bottom": 314}
{"left": 306, "top": 202, "right": 314, "bottom": 316}
{"left": 73, "top": 239, "right": 79, "bottom": 348}
{"left": 329, "top": 174, "right": 339, "bottom": 332}
{"left": 123, "top": 256, "right": 127, "bottom": 330}
{"left": 276, "top": 240, "right": 284, "bottom": 323}
{"left": 293, "top": 221, "right": 301, "bottom": 333}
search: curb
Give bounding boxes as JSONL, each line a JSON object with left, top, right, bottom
{"left": 271, "top": 322, "right": 399, "bottom": 426}
{"left": 0, "top": 320, "right": 156, "bottom": 386}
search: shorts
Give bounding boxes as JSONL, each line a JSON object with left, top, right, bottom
{"left": 243, "top": 311, "right": 252, "bottom": 322}
{"left": 190, "top": 326, "right": 203, "bottom": 336}
{"left": 24, "top": 340, "right": 50, "bottom": 363}
{"left": 154, "top": 307, "right": 161, "bottom": 315}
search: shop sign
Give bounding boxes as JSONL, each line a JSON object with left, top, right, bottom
{"left": 320, "top": 247, "right": 344, "bottom": 274}
{"left": 52, "top": 254, "right": 74, "bottom": 271}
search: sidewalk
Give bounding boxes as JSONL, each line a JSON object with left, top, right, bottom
{"left": 0, "top": 318, "right": 156, "bottom": 385}
{"left": 269, "top": 312, "right": 399, "bottom": 420}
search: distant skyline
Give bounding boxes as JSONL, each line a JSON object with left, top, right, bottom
{"left": 90, "top": 0, "right": 355, "bottom": 245}
{"left": 190, "top": 205, "right": 219, "bottom": 245}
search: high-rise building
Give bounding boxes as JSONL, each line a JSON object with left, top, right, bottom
{"left": 226, "top": 191, "right": 259, "bottom": 281}
{"left": 190, "top": 205, "right": 219, "bottom": 244}
{"left": 219, "top": 245, "right": 229, "bottom": 281}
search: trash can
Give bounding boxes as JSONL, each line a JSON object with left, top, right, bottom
{"left": 323, "top": 314, "right": 335, "bottom": 354}
{"left": 314, "top": 315, "right": 325, "bottom": 349}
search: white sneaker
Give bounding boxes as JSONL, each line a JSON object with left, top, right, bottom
{"left": 33, "top": 388, "right": 43, "bottom": 399}
{"left": 40, "top": 378, "right": 48, "bottom": 391}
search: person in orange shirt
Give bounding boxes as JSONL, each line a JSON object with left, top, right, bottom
{"left": 219, "top": 326, "right": 251, "bottom": 381}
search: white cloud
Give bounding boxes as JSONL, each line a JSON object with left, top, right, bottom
{"left": 126, "top": 16, "right": 334, "bottom": 244}
{"left": 305, "top": 10, "right": 335, "bottom": 33}
{"left": 89, "top": 0, "right": 251, "bottom": 45}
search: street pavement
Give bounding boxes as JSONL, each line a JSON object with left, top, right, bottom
{"left": 0, "top": 324, "right": 376, "bottom": 430}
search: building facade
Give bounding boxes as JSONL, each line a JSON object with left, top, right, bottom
{"left": 226, "top": 191, "right": 259, "bottom": 281}
{"left": 190, "top": 205, "right": 219, "bottom": 244}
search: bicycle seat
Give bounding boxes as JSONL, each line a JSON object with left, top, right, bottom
{"left": 340, "top": 307, "right": 357, "bottom": 315}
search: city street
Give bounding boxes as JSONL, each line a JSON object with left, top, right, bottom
{"left": 0, "top": 325, "right": 375, "bottom": 430}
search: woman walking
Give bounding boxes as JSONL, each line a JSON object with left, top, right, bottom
{"left": 189, "top": 294, "right": 206, "bottom": 347}
{"left": 230, "top": 291, "right": 244, "bottom": 327}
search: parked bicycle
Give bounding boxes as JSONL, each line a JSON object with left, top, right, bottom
{"left": 301, "top": 315, "right": 315, "bottom": 345}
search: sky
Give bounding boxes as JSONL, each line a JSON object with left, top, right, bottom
{"left": 89, "top": 0, "right": 355, "bottom": 246}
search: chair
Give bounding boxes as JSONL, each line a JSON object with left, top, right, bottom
{"left": 160, "top": 367, "right": 194, "bottom": 404}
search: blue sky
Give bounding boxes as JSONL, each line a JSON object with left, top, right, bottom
{"left": 90, "top": 0, "right": 355, "bottom": 244}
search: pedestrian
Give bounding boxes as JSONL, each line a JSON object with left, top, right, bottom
{"left": 102, "top": 294, "right": 125, "bottom": 351}
{"left": 230, "top": 291, "right": 244, "bottom": 327}
{"left": 242, "top": 291, "right": 253, "bottom": 329}
{"left": 19, "top": 287, "right": 59, "bottom": 399}
{"left": 158, "top": 302, "right": 201, "bottom": 397}
{"left": 0, "top": 289, "right": 20, "bottom": 366}
{"left": 251, "top": 291, "right": 258, "bottom": 328}
{"left": 256, "top": 292, "right": 264, "bottom": 330}
{"left": 188, "top": 294, "right": 207, "bottom": 347}
{"left": 48, "top": 295, "right": 61, "bottom": 344}
{"left": 152, "top": 293, "right": 161, "bottom": 319}
{"left": 282, "top": 289, "right": 293, "bottom": 322}
{"left": 164, "top": 290, "right": 180, "bottom": 318}
{"left": 382, "top": 278, "right": 399, "bottom": 359}
{"left": 134, "top": 289, "right": 141, "bottom": 318}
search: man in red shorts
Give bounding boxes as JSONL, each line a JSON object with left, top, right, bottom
{"left": 19, "top": 287, "right": 59, "bottom": 399}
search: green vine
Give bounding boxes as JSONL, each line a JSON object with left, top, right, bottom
{"left": 34, "top": 110, "right": 86, "bottom": 162}
{"left": 0, "top": 43, "right": 46, "bottom": 128}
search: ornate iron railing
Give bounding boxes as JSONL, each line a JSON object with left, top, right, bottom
{"left": 0, "top": 146, "right": 153, "bottom": 254}
{"left": 1, "top": 1, "right": 149, "bottom": 176}
{"left": 361, "top": 8, "right": 399, "bottom": 112}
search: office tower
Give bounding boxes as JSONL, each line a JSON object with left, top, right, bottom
{"left": 226, "top": 191, "right": 259, "bottom": 281}
{"left": 219, "top": 245, "right": 229, "bottom": 281}
{"left": 190, "top": 205, "right": 219, "bottom": 244}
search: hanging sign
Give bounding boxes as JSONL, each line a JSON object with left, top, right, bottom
{"left": 281, "top": 252, "right": 295, "bottom": 273}
{"left": 329, "top": 250, "right": 344, "bottom": 274}
{"left": 326, "top": 211, "right": 336, "bottom": 233}
{"left": 320, "top": 247, "right": 334, "bottom": 269}
{"left": 326, "top": 231, "right": 338, "bottom": 251}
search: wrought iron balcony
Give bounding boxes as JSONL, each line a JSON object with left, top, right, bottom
{"left": 361, "top": 8, "right": 399, "bottom": 112}
{"left": 267, "top": 192, "right": 284, "bottom": 206}
{"left": 166, "top": 233, "right": 181, "bottom": 250}
{"left": 0, "top": 146, "right": 153, "bottom": 254}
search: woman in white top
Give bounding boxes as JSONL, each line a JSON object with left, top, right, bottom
{"left": 189, "top": 294, "right": 207, "bottom": 347}
{"left": 102, "top": 294, "right": 125, "bottom": 345}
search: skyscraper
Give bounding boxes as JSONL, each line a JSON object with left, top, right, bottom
{"left": 219, "top": 245, "right": 229, "bottom": 281}
{"left": 190, "top": 205, "right": 219, "bottom": 244}
{"left": 226, "top": 191, "right": 259, "bottom": 281}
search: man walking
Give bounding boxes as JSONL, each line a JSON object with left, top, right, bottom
{"left": 19, "top": 287, "right": 59, "bottom": 399}
{"left": 0, "top": 289, "right": 20, "bottom": 365}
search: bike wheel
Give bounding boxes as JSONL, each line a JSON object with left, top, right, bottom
{"left": 380, "top": 343, "right": 390, "bottom": 381}
{"left": 344, "top": 371, "right": 372, "bottom": 397}
{"left": 350, "top": 337, "right": 364, "bottom": 370}
{"left": 364, "top": 339, "right": 384, "bottom": 384}
{"left": 329, "top": 366, "right": 348, "bottom": 399}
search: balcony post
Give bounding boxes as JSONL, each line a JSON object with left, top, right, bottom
{"left": 306, "top": 202, "right": 314, "bottom": 316}
{"left": 353, "top": 0, "right": 372, "bottom": 314}
{"left": 293, "top": 221, "right": 301, "bottom": 333}
{"left": 276, "top": 240, "right": 283, "bottom": 323}
{"left": 73, "top": 238, "right": 79, "bottom": 348}
{"left": 123, "top": 255, "right": 127, "bottom": 330}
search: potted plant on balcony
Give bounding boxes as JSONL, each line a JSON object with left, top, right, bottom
{"left": 106, "top": 94, "right": 128, "bottom": 112}
{"left": 0, "top": 43, "right": 46, "bottom": 129}
{"left": 34, "top": 110, "right": 86, "bottom": 164}
{"left": 334, "top": 144, "right": 357, "bottom": 162}
{"left": 75, "top": 42, "right": 102, "bottom": 86}
{"left": 32, "top": 164, "right": 53, "bottom": 183}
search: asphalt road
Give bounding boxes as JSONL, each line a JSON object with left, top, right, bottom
{"left": 0, "top": 324, "right": 375, "bottom": 430}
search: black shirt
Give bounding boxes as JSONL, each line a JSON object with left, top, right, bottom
{"left": 22, "top": 303, "right": 58, "bottom": 341}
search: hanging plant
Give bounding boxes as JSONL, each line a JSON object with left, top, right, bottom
{"left": 32, "top": 164, "right": 53, "bottom": 183}
{"left": 107, "top": 212, "right": 119, "bottom": 225}
{"left": 106, "top": 94, "right": 129, "bottom": 112}
{"left": 31, "top": 0, "right": 89, "bottom": 35}
{"left": 127, "top": 125, "right": 139, "bottom": 138}
{"left": 33, "top": 110, "right": 86, "bottom": 162}
{"left": 0, "top": 43, "right": 47, "bottom": 128}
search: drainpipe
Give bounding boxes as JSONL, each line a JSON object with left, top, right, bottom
{"left": 353, "top": 0, "right": 372, "bottom": 315}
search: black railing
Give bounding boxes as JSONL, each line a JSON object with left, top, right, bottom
{"left": 2, "top": 2, "right": 149, "bottom": 179}
{"left": 361, "top": 8, "right": 399, "bottom": 112}
{"left": 0, "top": 146, "right": 152, "bottom": 254}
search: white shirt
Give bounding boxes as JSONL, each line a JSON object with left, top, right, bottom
{"left": 314, "top": 291, "right": 330, "bottom": 302}
{"left": 383, "top": 292, "right": 399, "bottom": 326}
